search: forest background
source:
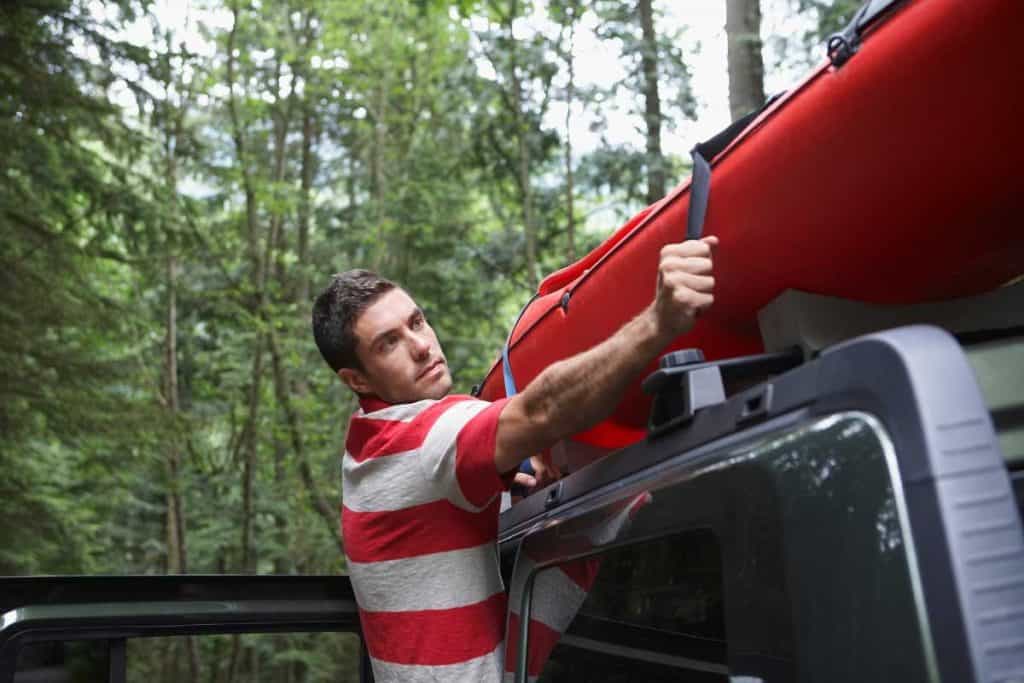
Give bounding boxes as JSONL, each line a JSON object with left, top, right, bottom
{"left": 2, "top": 0, "right": 857, "bottom": 679}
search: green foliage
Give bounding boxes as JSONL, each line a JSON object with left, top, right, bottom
{"left": 0, "top": 0, "right": 731, "bottom": 677}
{"left": 796, "top": 0, "right": 864, "bottom": 40}
{"left": 592, "top": 1, "right": 697, "bottom": 121}
{"left": 768, "top": 0, "right": 865, "bottom": 69}
{"left": 0, "top": 0, "right": 161, "bottom": 574}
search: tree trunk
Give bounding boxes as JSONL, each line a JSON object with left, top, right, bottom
{"left": 269, "top": 330, "right": 346, "bottom": 555}
{"left": 161, "top": 76, "right": 202, "bottom": 680}
{"left": 370, "top": 82, "right": 388, "bottom": 272}
{"left": 272, "top": 99, "right": 344, "bottom": 558}
{"left": 162, "top": 252, "right": 201, "bottom": 682}
{"left": 638, "top": 0, "right": 665, "bottom": 205}
{"left": 164, "top": 257, "right": 183, "bottom": 574}
{"left": 726, "top": 0, "right": 765, "bottom": 121}
{"left": 296, "top": 107, "right": 315, "bottom": 305}
{"left": 564, "top": 9, "right": 577, "bottom": 263}
{"left": 238, "top": 345, "right": 263, "bottom": 574}
{"left": 506, "top": 3, "right": 538, "bottom": 288}
{"left": 227, "top": 3, "right": 264, "bottom": 578}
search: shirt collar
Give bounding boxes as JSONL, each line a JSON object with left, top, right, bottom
{"left": 358, "top": 395, "right": 392, "bottom": 414}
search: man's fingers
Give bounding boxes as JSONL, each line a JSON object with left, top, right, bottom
{"left": 669, "top": 272, "right": 715, "bottom": 293}
{"left": 659, "top": 266, "right": 716, "bottom": 294}
{"left": 513, "top": 472, "right": 537, "bottom": 489}
{"left": 528, "top": 455, "right": 562, "bottom": 488}
{"left": 654, "top": 237, "right": 718, "bottom": 333}
{"left": 661, "top": 239, "right": 714, "bottom": 260}
{"left": 670, "top": 284, "right": 714, "bottom": 307}
{"left": 688, "top": 292, "right": 715, "bottom": 317}
{"left": 537, "top": 464, "right": 562, "bottom": 486}
{"left": 660, "top": 255, "right": 713, "bottom": 276}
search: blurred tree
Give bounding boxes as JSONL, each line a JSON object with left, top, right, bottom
{"left": 0, "top": 0, "right": 727, "bottom": 678}
{"left": 0, "top": 0, "right": 157, "bottom": 574}
{"left": 727, "top": 0, "right": 766, "bottom": 121}
{"left": 593, "top": 0, "right": 696, "bottom": 205}
{"left": 798, "top": 0, "right": 864, "bottom": 40}
{"left": 468, "top": 0, "right": 562, "bottom": 289}
{"left": 770, "top": 0, "right": 864, "bottom": 68}
{"left": 549, "top": 0, "right": 586, "bottom": 263}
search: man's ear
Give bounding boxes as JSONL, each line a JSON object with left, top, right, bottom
{"left": 338, "top": 367, "right": 373, "bottom": 395}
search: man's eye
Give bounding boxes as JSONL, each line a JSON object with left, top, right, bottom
{"left": 380, "top": 336, "right": 398, "bottom": 352}
{"left": 411, "top": 316, "right": 425, "bottom": 329}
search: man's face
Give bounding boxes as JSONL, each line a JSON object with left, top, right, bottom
{"left": 339, "top": 288, "right": 452, "bottom": 404}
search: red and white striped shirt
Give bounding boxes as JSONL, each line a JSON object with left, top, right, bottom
{"left": 341, "top": 394, "right": 512, "bottom": 682}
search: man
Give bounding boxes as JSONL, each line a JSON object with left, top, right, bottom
{"left": 311, "top": 236, "right": 717, "bottom": 681}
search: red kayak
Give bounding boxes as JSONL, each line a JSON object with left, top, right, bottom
{"left": 478, "top": 0, "right": 1024, "bottom": 451}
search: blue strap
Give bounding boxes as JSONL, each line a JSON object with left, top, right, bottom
{"left": 501, "top": 305, "right": 535, "bottom": 492}
{"left": 502, "top": 341, "right": 518, "bottom": 397}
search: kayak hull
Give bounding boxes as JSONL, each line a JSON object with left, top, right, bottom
{"left": 479, "top": 0, "right": 1024, "bottom": 449}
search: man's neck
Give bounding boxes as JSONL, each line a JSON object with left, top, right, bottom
{"left": 357, "top": 391, "right": 456, "bottom": 413}
{"left": 358, "top": 395, "right": 392, "bottom": 413}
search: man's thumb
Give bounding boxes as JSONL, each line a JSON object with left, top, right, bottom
{"left": 514, "top": 472, "right": 537, "bottom": 489}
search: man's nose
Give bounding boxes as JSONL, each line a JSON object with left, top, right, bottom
{"left": 410, "top": 330, "right": 431, "bottom": 359}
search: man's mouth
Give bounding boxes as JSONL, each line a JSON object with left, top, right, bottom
{"left": 417, "top": 359, "right": 445, "bottom": 381}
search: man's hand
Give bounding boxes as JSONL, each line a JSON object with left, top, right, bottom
{"left": 511, "top": 452, "right": 562, "bottom": 495}
{"left": 529, "top": 451, "right": 561, "bottom": 488}
{"left": 494, "top": 234, "right": 719, "bottom": 477}
{"left": 653, "top": 235, "right": 718, "bottom": 337}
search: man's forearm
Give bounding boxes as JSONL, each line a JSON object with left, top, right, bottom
{"left": 494, "top": 237, "right": 716, "bottom": 473}
{"left": 519, "top": 304, "right": 674, "bottom": 446}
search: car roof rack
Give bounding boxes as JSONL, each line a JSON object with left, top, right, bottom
{"left": 501, "top": 325, "right": 1024, "bottom": 683}
{"left": 641, "top": 347, "right": 803, "bottom": 438}
{"left": 503, "top": 282, "right": 1024, "bottom": 532}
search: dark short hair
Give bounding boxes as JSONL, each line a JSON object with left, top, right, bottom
{"left": 312, "top": 269, "right": 397, "bottom": 372}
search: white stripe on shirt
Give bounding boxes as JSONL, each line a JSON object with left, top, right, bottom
{"left": 512, "top": 554, "right": 590, "bottom": 634}
{"left": 418, "top": 399, "right": 494, "bottom": 512}
{"left": 342, "top": 448, "right": 444, "bottom": 513}
{"left": 348, "top": 542, "right": 503, "bottom": 612}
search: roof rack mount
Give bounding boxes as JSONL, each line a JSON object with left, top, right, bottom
{"left": 643, "top": 347, "right": 803, "bottom": 437}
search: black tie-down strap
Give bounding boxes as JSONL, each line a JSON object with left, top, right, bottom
{"left": 828, "top": 0, "right": 907, "bottom": 68}
{"left": 687, "top": 92, "right": 784, "bottom": 241}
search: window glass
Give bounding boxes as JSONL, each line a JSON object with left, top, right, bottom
{"left": 518, "top": 413, "right": 935, "bottom": 683}
{"left": 1013, "top": 470, "right": 1024, "bottom": 526}
{"left": 15, "top": 640, "right": 108, "bottom": 682}
{"left": 125, "top": 632, "right": 361, "bottom": 683}
{"left": 12, "top": 632, "right": 361, "bottom": 683}
{"left": 528, "top": 529, "right": 728, "bottom": 683}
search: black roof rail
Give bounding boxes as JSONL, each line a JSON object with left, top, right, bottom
{"left": 0, "top": 575, "right": 361, "bottom": 683}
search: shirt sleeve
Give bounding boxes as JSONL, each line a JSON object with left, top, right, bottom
{"left": 454, "top": 398, "right": 513, "bottom": 508}
{"left": 418, "top": 396, "right": 511, "bottom": 511}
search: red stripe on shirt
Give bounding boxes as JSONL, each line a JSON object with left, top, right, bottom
{"left": 360, "top": 592, "right": 507, "bottom": 665}
{"left": 504, "top": 612, "right": 565, "bottom": 677}
{"left": 342, "top": 497, "right": 499, "bottom": 563}
{"left": 345, "top": 396, "right": 470, "bottom": 461}
{"left": 455, "top": 398, "right": 510, "bottom": 508}
{"left": 558, "top": 556, "right": 602, "bottom": 591}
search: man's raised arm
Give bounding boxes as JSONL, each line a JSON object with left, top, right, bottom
{"left": 495, "top": 236, "right": 718, "bottom": 474}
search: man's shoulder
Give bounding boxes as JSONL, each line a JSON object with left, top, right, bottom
{"left": 356, "top": 394, "right": 487, "bottom": 422}
{"left": 346, "top": 395, "right": 494, "bottom": 457}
